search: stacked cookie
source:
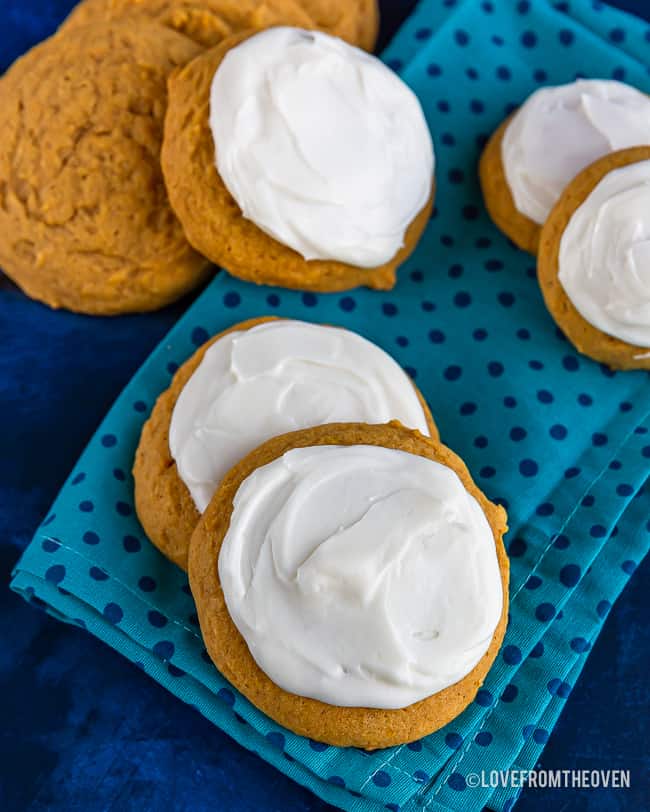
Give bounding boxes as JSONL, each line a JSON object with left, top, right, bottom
{"left": 480, "top": 79, "right": 650, "bottom": 369}
{"left": 133, "top": 317, "right": 509, "bottom": 748}
{"left": 0, "top": 0, "right": 441, "bottom": 313}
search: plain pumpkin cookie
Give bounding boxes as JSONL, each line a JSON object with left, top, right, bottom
{"left": 62, "top": 0, "right": 379, "bottom": 50}
{"left": 161, "top": 28, "right": 434, "bottom": 293}
{"left": 480, "top": 79, "right": 650, "bottom": 254}
{"left": 133, "top": 317, "right": 438, "bottom": 570}
{"left": 0, "top": 22, "right": 210, "bottom": 315}
{"left": 189, "top": 422, "right": 509, "bottom": 749}
{"left": 538, "top": 146, "right": 650, "bottom": 370}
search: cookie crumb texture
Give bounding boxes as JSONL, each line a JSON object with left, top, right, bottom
{"left": 538, "top": 145, "right": 650, "bottom": 370}
{"left": 189, "top": 422, "right": 509, "bottom": 749}
{"left": 0, "top": 22, "right": 210, "bottom": 315}
{"left": 162, "top": 35, "right": 433, "bottom": 293}
{"left": 62, "top": 0, "right": 379, "bottom": 50}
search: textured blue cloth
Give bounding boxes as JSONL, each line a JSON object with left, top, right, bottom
{"left": 10, "top": 1, "right": 650, "bottom": 811}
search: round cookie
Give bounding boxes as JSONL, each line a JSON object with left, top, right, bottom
{"left": 162, "top": 31, "right": 434, "bottom": 293}
{"left": 189, "top": 422, "right": 509, "bottom": 749}
{"left": 0, "top": 22, "right": 210, "bottom": 315}
{"left": 479, "top": 114, "right": 541, "bottom": 254}
{"left": 133, "top": 317, "right": 438, "bottom": 570}
{"left": 538, "top": 146, "right": 650, "bottom": 371}
{"left": 62, "top": 0, "right": 379, "bottom": 50}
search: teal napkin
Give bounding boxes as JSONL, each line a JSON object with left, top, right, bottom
{"left": 11, "top": 1, "right": 650, "bottom": 810}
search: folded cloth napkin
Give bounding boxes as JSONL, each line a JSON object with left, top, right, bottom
{"left": 11, "top": 1, "right": 650, "bottom": 810}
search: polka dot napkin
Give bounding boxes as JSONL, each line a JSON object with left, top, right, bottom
{"left": 11, "top": 1, "right": 650, "bottom": 810}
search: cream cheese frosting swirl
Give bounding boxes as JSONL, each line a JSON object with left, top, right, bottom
{"left": 209, "top": 27, "right": 434, "bottom": 268}
{"left": 169, "top": 320, "right": 431, "bottom": 513}
{"left": 502, "top": 79, "right": 650, "bottom": 224}
{"left": 558, "top": 159, "right": 650, "bottom": 348}
{"left": 219, "top": 444, "right": 503, "bottom": 709}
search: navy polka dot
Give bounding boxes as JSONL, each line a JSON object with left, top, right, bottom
{"left": 448, "top": 773, "right": 466, "bottom": 791}
{"left": 134, "top": 400, "right": 147, "bottom": 413}
{"left": 503, "top": 645, "right": 522, "bottom": 665}
{"left": 123, "top": 534, "right": 141, "bottom": 553}
{"left": 79, "top": 500, "right": 94, "bottom": 513}
{"left": 533, "top": 728, "right": 549, "bottom": 744}
{"left": 460, "top": 402, "right": 477, "bottom": 416}
{"left": 474, "top": 328, "right": 488, "bottom": 341}
{"left": 445, "top": 732, "right": 463, "bottom": 750}
{"left": 191, "top": 327, "right": 209, "bottom": 346}
{"left": 83, "top": 531, "right": 99, "bottom": 545}
{"left": 148, "top": 610, "right": 168, "bottom": 628}
{"left": 101, "top": 434, "right": 117, "bottom": 448}
{"left": 550, "top": 424, "right": 567, "bottom": 440}
{"left": 510, "top": 426, "right": 527, "bottom": 442}
{"left": 309, "top": 739, "right": 328, "bottom": 752}
{"left": 429, "top": 329, "right": 445, "bottom": 344}
{"left": 454, "top": 29, "right": 470, "bottom": 46}
{"left": 302, "top": 292, "right": 317, "bottom": 307}
{"left": 592, "top": 432, "right": 608, "bottom": 447}
{"left": 504, "top": 395, "right": 517, "bottom": 408}
{"left": 153, "top": 641, "right": 175, "bottom": 660}
{"left": 474, "top": 435, "right": 488, "bottom": 449}
{"left": 218, "top": 688, "right": 235, "bottom": 706}
{"left": 621, "top": 560, "right": 636, "bottom": 575}
{"left": 521, "top": 30, "right": 537, "bottom": 47}
{"left": 328, "top": 776, "right": 345, "bottom": 788}
{"left": 339, "top": 296, "right": 356, "bottom": 312}
{"left": 501, "top": 683, "right": 518, "bottom": 703}
{"left": 373, "top": 770, "right": 391, "bottom": 788}
{"left": 525, "top": 575, "right": 542, "bottom": 590}
{"left": 103, "top": 602, "right": 123, "bottom": 624}
{"left": 596, "top": 599, "right": 611, "bottom": 618}
{"left": 475, "top": 731, "right": 493, "bottom": 746}
{"left": 138, "top": 576, "right": 156, "bottom": 592}
{"left": 71, "top": 472, "right": 86, "bottom": 485}
{"left": 590, "top": 524, "right": 607, "bottom": 539}
{"left": 535, "top": 602, "right": 556, "bottom": 622}
{"left": 553, "top": 533, "right": 570, "bottom": 550}
{"left": 45, "top": 564, "right": 65, "bottom": 585}
{"left": 407, "top": 740, "right": 422, "bottom": 752}
{"left": 90, "top": 566, "right": 108, "bottom": 581}
{"left": 266, "top": 731, "right": 285, "bottom": 749}
{"left": 571, "top": 637, "right": 590, "bottom": 653}
{"left": 224, "top": 291, "right": 241, "bottom": 308}
{"left": 476, "top": 689, "right": 493, "bottom": 707}
{"left": 508, "top": 537, "right": 527, "bottom": 557}
{"left": 529, "top": 641, "right": 544, "bottom": 659}
{"left": 267, "top": 293, "right": 280, "bottom": 307}
{"left": 113, "top": 468, "right": 126, "bottom": 481}
{"left": 115, "top": 501, "right": 133, "bottom": 517}
{"left": 537, "top": 389, "right": 554, "bottom": 404}
{"left": 488, "top": 361, "right": 504, "bottom": 377}
{"left": 414, "top": 770, "right": 429, "bottom": 783}
{"left": 427, "top": 63, "right": 442, "bottom": 77}
{"left": 444, "top": 365, "right": 462, "bottom": 381}
{"left": 558, "top": 28, "right": 575, "bottom": 45}
{"left": 454, "top": 291, "right": 471, "bottom": 307}
{"left": 536, "top": 502, "right": 554, "bottom": 517}
{"left": 42, "top": 539, "right": 60, "bottom": 553}
{"left": 519, "top": 459, "right": 538, "bottom": 477}
{"left": 560, "top": 564, "right": 581, "bottom": 587}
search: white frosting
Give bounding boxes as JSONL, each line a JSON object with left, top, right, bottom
{"left": 219, "top": 445, "right": 502, "bottom": 709}
{"left": 169, "top": 320, "right": 431, "bottom": 513}
{"left": 209, "top": 27, "right": 434, "bottom": 268}
{"left": 558, "top": 159, "right": 650, "bottom": 348}
{"left": 502, "top": 79, "right": 650, "bottom": 224}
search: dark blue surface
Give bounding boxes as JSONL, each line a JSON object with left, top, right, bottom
{"left": 1, "top": 2, "right": 649, "bottom": 810}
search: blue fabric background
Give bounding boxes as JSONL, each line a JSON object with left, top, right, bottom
{"left": 2, "top": 1, "right": 650, "bottom": 811}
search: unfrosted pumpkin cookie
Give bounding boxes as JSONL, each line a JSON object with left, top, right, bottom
{"left": 0, "top": 22, "right": 209, "bottom": 315}
{"left": 189, "top": 422, "right": 509, "bottom": 749}
{"left": 133, "top": 317, "right": 438, "bottom": 569}
{"left": 162, "top": 27, "right": 434, "bottom": 293}
{"left": 480, "top": 79, "right": 650, "bottom": 254}
{"left": 62, "top": 0, "right": 379, "bottom": 50}
{"left": 538, "top": 146, "right": 650, "bottom": 370}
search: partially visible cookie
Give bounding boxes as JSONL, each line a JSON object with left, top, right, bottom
{"left": 479, "top": 114, "right": 541, "bottom": 254}
{"left": 62, "top": 0, "right": 379, "bottom": 50}
{"left": 133, "top": 317, "right": 438, "bottom": 570}
{"left": 0, "top": 22, "right": 209, "bottom": 314}
{"left": 162, "top": 28, "right": 434, "bottom": 293}
{"left": 480, "top": 80, "right": 650, "bottom": 255}
{"left": 189, "top": 422, "right": 509, "bottom": 749}
{"left": 538, "top": 146, "right": 650, "bottom": 370}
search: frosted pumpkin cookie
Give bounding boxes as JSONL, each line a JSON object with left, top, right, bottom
{"left": 0, "top": 22, "right": 209, "bottom": 315}
{"left": 480, "top": 80, "right": 650, "bottom": 254}
{"left": 62, "top": 0, "right": 379, "bottom": 51}
{"left": 538, "top": 147, "right": 650, "bottom": 370}
{"left": 189, "top": 422, "right": 509, "bottom": 749}
{"left": 162, "top": 27, "right": 434, "bottom": 292}
{"left": 134, "top": 317, "right": 438, "bottom": 569}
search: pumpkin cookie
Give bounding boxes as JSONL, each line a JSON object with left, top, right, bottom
{"left": 0, "top": 22, "right": 210, "bottom": 315}
{"left": 62, "top": 0, "right": 379, "bottom": 50}
{"left": 189, "top": 422, "right": 509, "bottom": 749}
{"left": 162, "top": 27, "right": 434, "bottom": 293}
{"left": 134, "top": 317, "right": 438, "bottom": 569}
{"left": 480, "top": 79, "right": 650, "bottom": 254}
{"left": 538, "top": 146, "right": 650, "bottom": 370}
